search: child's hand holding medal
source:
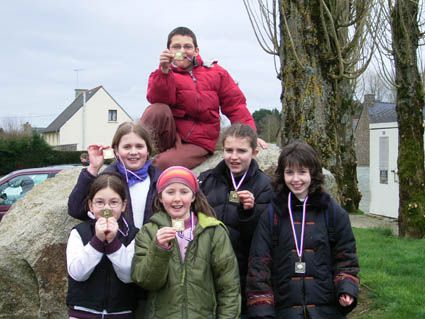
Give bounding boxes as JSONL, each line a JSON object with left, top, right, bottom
{"left": 86, "top": 145, "right": 114, "bottom": 176}
{"left": 156, "top": 226, "right": 177, "bottom": 249}
{"left": 95, "top": 209, "right": 118, "bottom": 242}
{"left": 236, "top": 190, "right": 255, "bottom": 210}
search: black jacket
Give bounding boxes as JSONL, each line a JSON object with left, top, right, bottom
{"left": 66, "top": 221, "right": 138, "bottom": 312}
{"left": 246, "top": 191, "right": 359, "bottom": 319}
{"left": 199, "top": 159, "right": 273, "bottom": 310}
{"left": 68, "top": 162, "right": 161, "bottom": 228}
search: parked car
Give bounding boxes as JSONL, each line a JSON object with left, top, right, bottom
{"left": 0, "top": 165, "right": 76, "bottom": 221}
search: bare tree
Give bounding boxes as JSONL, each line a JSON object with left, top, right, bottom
{"left": 357, "top": 68, "right": 396, "bottom": 102}
{"left": 0, "top": 119, "right": 31, "bottom": 139}
{"left": 244, "top": 0, "right": 378, "bottom": 211}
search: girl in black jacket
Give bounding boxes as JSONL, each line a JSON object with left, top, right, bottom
{"left": 198, "top": 123, "right": 273, "bottom": 315}
{"left": 246, "top": 141, "right": 359, "bottom": 319}
{"left": 68, "top": 121, "right": 161, "bottom": 229}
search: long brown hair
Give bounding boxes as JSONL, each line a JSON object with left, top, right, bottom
{"left": 111, "top": 121, "right": 155, "bottom": 156}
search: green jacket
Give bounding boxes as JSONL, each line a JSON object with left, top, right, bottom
{"left": 131, "top": 211, "right": 241, "bottom": 319}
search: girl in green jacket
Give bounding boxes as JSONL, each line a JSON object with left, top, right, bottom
{"left": 131, "top": 166, "right": 241, "bottom": 319}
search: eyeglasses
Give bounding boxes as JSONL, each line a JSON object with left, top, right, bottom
{"left": 93, "top": 199, "right": 122, "bottom": 209}
{"left": 171, "top": 44, "right": 195, "bottom": 51}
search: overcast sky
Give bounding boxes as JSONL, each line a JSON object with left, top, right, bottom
{"left": 0, "top": 1, "right": 281, "bottom": 128}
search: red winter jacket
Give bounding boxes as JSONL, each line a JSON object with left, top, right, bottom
{"left": 147, "top": 55, "right": 256, "bottom": 152}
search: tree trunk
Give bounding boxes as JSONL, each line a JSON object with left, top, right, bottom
{"left": 391, "top": 1, "right": 425, "bottom": 237}
{"left": 278, "top": 1, "right": 361, "bottom": 211}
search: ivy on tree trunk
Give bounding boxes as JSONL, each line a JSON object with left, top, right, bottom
{"left": 391, "top": 0, "right": 425, "bottom": 237}
{"left": 278, "top": 1, "right": 361, "bottom": 212}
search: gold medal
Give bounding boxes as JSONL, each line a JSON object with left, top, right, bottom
{"left": 229, "top": 170, "right": 247, "bottom": 204}
{"left": 172, "top": 219, "right": 185, "bottom": 232}
{"left": 102, "top": 148, "right": 115, "bottom": 159}
{"left": 229, "top": 191, "right": 240, "bottom": 203}
{"left": 174, "top": 52, "right": 185, "bottom": 61}
{"left": 101, "top": 208, "right": 112, "bottom": 219}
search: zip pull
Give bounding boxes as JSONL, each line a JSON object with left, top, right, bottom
{"left": 189, "top": 70, "right": 197, "bottom": 83}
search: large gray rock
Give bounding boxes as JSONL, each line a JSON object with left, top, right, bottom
{"left": 0, "top": 145, "right": 337, "bottom": 318}
{"left": 0, "top": 167, "right": 80, "bottom": 319}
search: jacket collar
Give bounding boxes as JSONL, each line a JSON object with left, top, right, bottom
{"left": 107, "top": 160, "right": 161, "bottom": 183}
{"left": 212, "top": 159, "right": 259, "bottom": 184}
{"left": 149, "top": 211, "right": 223, "bottom": 231}
{"left": 271, "top": 190, "right": 331, "bottom": 215}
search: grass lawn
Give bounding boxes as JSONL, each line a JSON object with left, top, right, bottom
{"left": 348, "top": 228, "right": 425, "bottom": 319}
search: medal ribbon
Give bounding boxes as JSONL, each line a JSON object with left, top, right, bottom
{"left": 230, "top": 170, "right": 248, "bottom": 192}
{"left": 177, "top": 211, "right": 194, "bottom": 242}
{"left": 287, "top": 192, "right": 308, "bottom": 261}
{"left": 118, "top": 216, "right": 129, "bottom": 237}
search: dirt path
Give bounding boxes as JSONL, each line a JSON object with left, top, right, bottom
{"left": 350, "top": 213, "right": 399, "bottom": 235}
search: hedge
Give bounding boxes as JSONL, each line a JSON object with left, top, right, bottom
{"left": 0, "top": 133, "right": 81, "bottom": 175}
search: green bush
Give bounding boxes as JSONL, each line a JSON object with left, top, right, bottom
{"left": 0, "top": 133, "right": 80, "bottom": 175}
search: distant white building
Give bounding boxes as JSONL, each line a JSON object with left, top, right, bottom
{"left": 42, "top": 86, "right": 133, "bottom": 151}
{"left": 369, "top": 100, "right": 424, "bottom": 219}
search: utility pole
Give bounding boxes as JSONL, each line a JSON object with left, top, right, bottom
{"left": 74, "top": 68, "right": 86, "bottom": 150}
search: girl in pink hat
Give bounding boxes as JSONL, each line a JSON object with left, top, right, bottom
{"left": 132, "top": 166, "right": 241, "bottom": 318}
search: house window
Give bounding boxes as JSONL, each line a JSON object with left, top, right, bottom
{"left": 379, "top": 136, "right": 389, "bottom": 184}
{"left": 108, "top": 110, "right": 117, "bottom": 122}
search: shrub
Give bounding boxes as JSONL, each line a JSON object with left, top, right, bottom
{"left": 0, "top": 133, "right": 80, "bottom": 175}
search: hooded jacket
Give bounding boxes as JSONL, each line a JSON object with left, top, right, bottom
{"left": 147, "top": 55, "right": 256, "bottom": 152}
{"left": 198, "top": 159, "right": 273, "bottom": 312}
{"left": 246, "top": 191, "right": 359, "bottom": 319}
{"left": 131, "top": 211, "right": 241, "bottom": 319}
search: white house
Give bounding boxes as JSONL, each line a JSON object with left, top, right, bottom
{"left": 369, "top": 101, "right": 425, "bottom": 219}
{"left": 42, "top": 86, "right": 133, "bottom": 151}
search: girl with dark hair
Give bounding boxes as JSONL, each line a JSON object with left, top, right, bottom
{"left": 198, "top": 123, "right": 273, "bottom": 317}
{"left": 66, "top": 172, "right": 138, "bottom": 318}
{"left": 132, "top": 166, "right": 241, "bottom": 318}
{"left": 246, "top": 141, "right": 359, "bottom": 319}
{"left": 68, "top": 121, "right": 161, "bottom": 229}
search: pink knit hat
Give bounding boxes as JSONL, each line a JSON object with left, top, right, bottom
{"left": 156, "top": 166, "right": 199, "bottom": 194}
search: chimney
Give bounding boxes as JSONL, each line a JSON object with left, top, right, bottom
{"left": 364, "top": 94, "right": 375, "bottom": 108}
{"left": 75, "top": 89, "right": 88, "bottom": 98}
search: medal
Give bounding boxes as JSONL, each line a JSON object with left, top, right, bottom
{"left": 102, "top": 148, "right": 115, "bottom": 159}
{"left": 101, "top": 209, "right": 112, "bottom": 219}
{"left": 229, "top": 170, "right": 248, "bottom": 203}
{"left": 176, "top": 212, "right": 194, "bottom": 242}
{"left": 172, "top": 219, "right": 185, "bottom": 232}
{"left": 229, "top": 191, "right": 240, "bottom": 203}
{"left": 295, "top": 261, "right": 306, "bottom": 274}
{"left": 174, "top": 52, "right": 185, "bottom": 61}
{"left": 288, "top": 192, "right": 309, "bottom": 275}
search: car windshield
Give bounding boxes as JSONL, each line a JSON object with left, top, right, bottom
{"left": 0, "top": 173, "right": 51, "bottom": 206}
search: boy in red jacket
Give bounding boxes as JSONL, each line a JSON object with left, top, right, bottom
{"left": 141, "top": 26, "right": 266, "bottom": 170}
